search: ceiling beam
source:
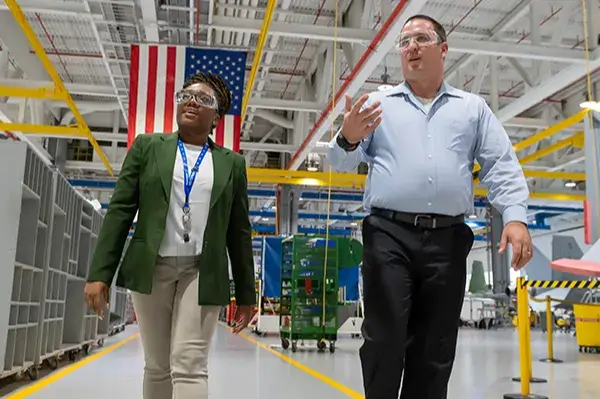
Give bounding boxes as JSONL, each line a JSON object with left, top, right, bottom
{"left": 210, "top": 16, "right": 374, "bottom": 44}
{"left": 496, "top": 48, "right": 600, "bottom": 122}
{"left": 446, "top": 0, "right": 533, "bottom": 78}
{"left": 139, "top": 0, "right": 159, "bottom": 42}
{"left": 448, "top": 38, "right": 586, "bottom": 63}
{"left": 210, "top": 15, "right": 587, "bottom": 63}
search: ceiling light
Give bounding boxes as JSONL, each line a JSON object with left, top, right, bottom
{"left": 468, "top": 214, "right": 477, "bottom": 219}
{"left": 350, "top": 222, "right": 358, "bottom": 226}
{"left": 565, "top": 181, "right": 576, "bottom": 188}
{"left": 307, "top": 166, "right": 318, "bottom": 172}
{"left": 378, "top": 84, "right": 393, "bottom": 91}
{"left": 579, "top": 101, "right": 600, "bottom": 112}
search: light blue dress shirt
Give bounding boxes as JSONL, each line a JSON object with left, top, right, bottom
{"left": 326, "top": 82, "right": 529, "bottom": 225}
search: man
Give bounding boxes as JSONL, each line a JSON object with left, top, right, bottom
{"left": 326, "top": 14, "right": 532, "bottom": 399}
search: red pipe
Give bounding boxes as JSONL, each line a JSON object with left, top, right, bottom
{"left": 280, "top": 0, "right": 328, "bottom": 99}
{"left": 286, "top": 0, "right": 411, "bottom": 170}
{"left": 446, "top": 0, "right": 483, "bottom": 35}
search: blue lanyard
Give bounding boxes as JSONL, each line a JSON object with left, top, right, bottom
{"left": 177, "top": 138, "right": 209, "bottom": 209}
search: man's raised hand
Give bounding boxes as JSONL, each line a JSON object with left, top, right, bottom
{"left": 340, "top": 93, "right": 382, "bottom": 144}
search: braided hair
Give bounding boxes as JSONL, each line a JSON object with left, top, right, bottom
{"left": 182, "top": 71, "right": 232, "bottom": 118}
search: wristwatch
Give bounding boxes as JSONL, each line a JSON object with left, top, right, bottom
{"left": 336, "top": 133, "right": 360, "bottom": 151}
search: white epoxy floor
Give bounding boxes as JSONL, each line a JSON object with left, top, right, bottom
{"left": 1, "top": 324, "right": 599, "bottom": 398}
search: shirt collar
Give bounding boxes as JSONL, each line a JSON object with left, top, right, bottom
{"left": 386, "top": 81, "right": 463, "bottom": 99}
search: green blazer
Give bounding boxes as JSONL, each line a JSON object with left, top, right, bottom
{"left": 87, "top": 132, "right": 256, "bottom": 306}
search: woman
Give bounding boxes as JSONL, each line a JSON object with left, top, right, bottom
{"left": 84, "top": 71, "right": 255, "bottom": 399}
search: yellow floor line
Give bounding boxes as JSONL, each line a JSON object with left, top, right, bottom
{"left": 7, "top": 333, "right": 140, "bottom": 398}
{"left": 238, "top": 329, "right": 364, "bottom": 399}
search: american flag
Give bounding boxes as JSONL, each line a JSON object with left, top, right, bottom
{"left": 127, "top": 45, "right": 247, "bottom": 151}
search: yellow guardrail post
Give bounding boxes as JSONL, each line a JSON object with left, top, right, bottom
{"left": 504, "top": 277, "right": 548, "bottom": 399}
{"left": 540, "top": 295, "right": 563, "bottom": 364}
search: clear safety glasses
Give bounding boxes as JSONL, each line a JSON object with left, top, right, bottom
{"left": 396, "top": 30, "right": 440, "bottom": 51}
{"left": 175, "top": 90, "right": 219, "bottom": 110}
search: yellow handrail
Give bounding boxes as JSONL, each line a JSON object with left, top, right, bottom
{"left": 240, "top": 0, "right": 278, "bottom": 122}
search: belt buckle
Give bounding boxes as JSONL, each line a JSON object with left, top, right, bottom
{"left": 414, "top": 214, "right": 435, "bottom": 228}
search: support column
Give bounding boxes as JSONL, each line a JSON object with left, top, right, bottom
{"left": 277, "top": 185, "right": 298, "bottom": 236}
{"left": 46, "top": 138, "right": 68, "bottom": 173}
{"left": 488, "top": 206, "right": 510, "bottom": 294}
{"left": 584, "top": 111, "right": 600, "bottom": 243}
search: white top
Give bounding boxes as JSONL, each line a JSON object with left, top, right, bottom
{"left": 158, "top": 142, "right": 214, "bottom": 257}
{"left": 416, "top": 95, "right": 434, "bottom": 111}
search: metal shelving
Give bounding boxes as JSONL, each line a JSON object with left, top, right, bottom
{"left": 0, "top": 140, "right": 112, "bottom": 381}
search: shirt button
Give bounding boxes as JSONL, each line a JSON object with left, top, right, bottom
{"left": 428, "top": 154, "right": 432, "bottom": 159}
{"left": 428, "top": 202, "right": 432, "bottom": 206}
{"left": 428, "top": 177, "right": 433, "bottom": 183}
{"left": 427, "top": 135, "right": 431, "bottom": 138}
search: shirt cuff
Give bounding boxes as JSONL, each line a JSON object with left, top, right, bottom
{"left": 502, "top": 205, "right": 528, "bottom": 226}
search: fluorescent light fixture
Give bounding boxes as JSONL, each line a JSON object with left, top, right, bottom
{"left": 350, "top": 222, "right": 358, "bottom": 226}
{"left": 307, "top": 166, "right": 318, "bottom": 172}
{"left": 565, "top": 181, "right": 576, "bottom": 188}
{"left": 468, "top": 214, "right": 477, "bottom": 219}
{"left": 579, "top": 101, "right": 600, "bottom": 112}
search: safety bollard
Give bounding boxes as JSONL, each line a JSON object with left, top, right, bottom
{"left": 504, "top": 277, "right": 548, "bottom": 399}
{"left": 540, "top": 295, "right": 562, "bottom": 363}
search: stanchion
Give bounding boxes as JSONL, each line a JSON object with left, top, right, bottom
{"left": 540, "top": 295, "right": 563, "bottom": 363}
{"left": 504, "top": 277, "right": 548, "bottom": 399}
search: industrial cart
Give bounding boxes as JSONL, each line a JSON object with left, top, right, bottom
{"left": 279, "top": 236, "right": 339, "bottom": 353}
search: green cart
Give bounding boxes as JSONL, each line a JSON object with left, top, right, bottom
{"left": 279, "top": 236, "right": 339, "bottom": 353}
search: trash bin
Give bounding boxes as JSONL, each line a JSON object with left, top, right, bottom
{"left": 573, "top": 303, "right": 600, "bottom": 352}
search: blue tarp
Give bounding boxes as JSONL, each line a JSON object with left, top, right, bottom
{"left": 263, "top": 237, "right": 282, "bottom": 297}
{"left": 339, "top": 266, "right": 359, "bottom": 301}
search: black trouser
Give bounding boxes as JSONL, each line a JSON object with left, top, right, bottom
{"left": 359, "top": 212, "right": 474, "bottom": 399}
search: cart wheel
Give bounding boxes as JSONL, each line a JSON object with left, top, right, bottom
{"left": 68, "top": 350, "right": 78, "bottom": 362}
{"left": 291, "top": 341, "right": 297, "bottom": 353}
{"left": 27, "top": 366, "right": 38, "bottom": 381}
{"left": 83, "top": 344, "right": 92, "bottom": 355}
{"left": 45, "top": 356, "right": 59, "bottom": 370}
{"left": 317, "top": 340, "right": 327, "bottom": 351}
{"left": 579, "top": 346, "right": 583, "bottom": 352}
{"left": 329, "top": 341, "right": 336, "bottom": 353}
{"left": 281, "top": 338, "right": 289, "bottom": 350}
{"left": 13, "top": 371, "right": 23, "bottom": 382}
{"left": 97, "top": 339, "right": 105, "bottom": 348}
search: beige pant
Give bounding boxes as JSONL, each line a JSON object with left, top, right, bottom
{"left": 131, "top": 256, "right": 220, "bottom": 399}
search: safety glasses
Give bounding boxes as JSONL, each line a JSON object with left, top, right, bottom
{"left": 175, "top": 90, "right": 218, "bottom": 110}
{"left": 396, "top": 30, "right": 440, "bottom": 50}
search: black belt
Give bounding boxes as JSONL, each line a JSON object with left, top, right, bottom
{"left": 371, "top": 207, "right": 464, "bottom": 229}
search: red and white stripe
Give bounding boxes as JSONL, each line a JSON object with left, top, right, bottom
{"left": 127, "top": 44, "right": 240, "bottom": 152}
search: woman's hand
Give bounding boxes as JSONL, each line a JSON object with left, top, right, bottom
{"left": 84, "top": 282, "right": 110, "bottom": 320}
{"left": 231, "top": 305, "right": 253, "bottom": 334}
